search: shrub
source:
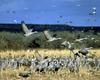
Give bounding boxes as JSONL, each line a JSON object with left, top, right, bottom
{"left": 0, "top": 31, "right": 100, "bottom": 50}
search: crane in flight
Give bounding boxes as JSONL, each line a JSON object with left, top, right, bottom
{"left": 43, "top": 30, "right": 61, "bottom": 42}
{"left": 21, "top": 21, "right": 38, "bottom": 37}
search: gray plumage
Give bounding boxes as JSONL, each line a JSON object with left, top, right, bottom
{"left": 43, "top": 30, "right": 61, "bottom": 42}
{"left": 21, "top": 21, "right": 38, "bottom": 37}
{"left": 75, "top": 38, "right": 88, "bottom": 42}
{"left": 78, "top": 47, "right": 92, "bottom": 56}
{"left": 61, "top": 41, "right": 75, "bottom": 57}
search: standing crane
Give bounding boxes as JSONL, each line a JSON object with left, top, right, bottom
{"left": 61, "top": 41, "right": 75, "bottom": 57}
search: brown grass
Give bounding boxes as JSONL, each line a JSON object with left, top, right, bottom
{"left": 0, "top": 49, "right": 100, "bottom": 58}
{"left": 0, "top": 49, "right": 100, "bottom": 80}
{"left": 1, "top": 67, "right": 100, "bottom": 80}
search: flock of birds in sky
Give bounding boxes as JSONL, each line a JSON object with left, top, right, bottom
{"left": 0, "top": 0, "right": 98, "bottom": 26}
{"left": 21, "top": 20, "right": 93, "bottom": 56}
{"left": 89, "top": 7, "right": 96, "bottom": 15}
{"left": 10, "top": 5, "right": 97, "bottom": 24}
{"left": 0, "top": 1, "right": 99, "bottom": 79}
{"left": 0, "top": 20, "right": 100, "bottom": 79}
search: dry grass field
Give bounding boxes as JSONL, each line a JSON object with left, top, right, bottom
{"left": 0, "top": 49, "right": 100, "bottom": 58}
{"left": 0, "top": 49, "right": 100, "bottom": 80}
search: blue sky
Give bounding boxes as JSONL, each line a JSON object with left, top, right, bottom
{"left": 0, "top": 0, "right": 99, "bottom": 26}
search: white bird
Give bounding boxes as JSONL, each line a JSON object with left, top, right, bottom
{"left": 21, "top": 21, "right": 38, "bottom": 37}
{"left": 92, "top": 7, "right": 96, "bottom": 10}
{"left": 75, "top": 38, "right": 88, "bottom": 42}
{"left": 89, "top": 7, "right": 96, "bottom": 15}
{"left": 43, "top": 30, "right": 61, "bottom": 42}
{"left": 61, "top": 41, "right": 67, "bottom": 47}
{"left": 91, "top": 38, "right": 95, "bottom": 40}
{"left": 92, "top": 11, "right": 96, "bottom": 15}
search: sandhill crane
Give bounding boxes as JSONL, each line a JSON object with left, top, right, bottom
{"left": 75, "top": 38, "right": 88, "bottom": 43}
{"left": 61, "top": 41, "right": 74, "bottom": 51}
{"left": 34, "top": 50, "right": 43, "bottom": 61}
{"left": 21, "top": 21, "right": 38, "bottom": 37}
{"left": 61, "top": 41, "right": 75, "bottom": 57}
{"left": 43, "top": 30, "right": 61, "bottom": 42}
{"left": 78, "top": 47, "right": 93, "bottom": 56}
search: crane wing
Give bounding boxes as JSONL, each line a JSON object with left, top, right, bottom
{"left": 22, "top": 23, "right": 30, "bottom": 33}
{"left": 43, "top": 30, "right": 53, "bottom": 40}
